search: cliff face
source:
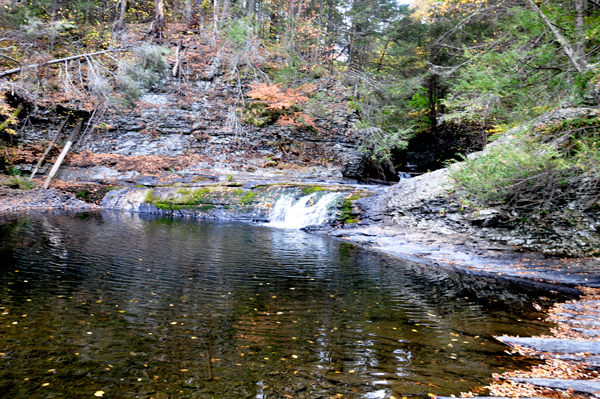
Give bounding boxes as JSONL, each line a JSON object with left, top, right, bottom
{"left": 378, "top": 108, "right": 600, "bottom": 257}
{"left": 18, "top": 76, "right": 364, "bottom": 179}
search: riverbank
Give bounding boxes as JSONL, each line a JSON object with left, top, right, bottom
{"left": 0, "top": 167, "right": 599, "bottom": 398}
{"left": 0, "top": 178, "right": 98, "bottom": 212}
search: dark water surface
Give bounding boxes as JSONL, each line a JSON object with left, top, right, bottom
{"left": 0, "top": 211, "right": 562, "bottom": 398}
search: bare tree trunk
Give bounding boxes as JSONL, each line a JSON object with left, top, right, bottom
{"left": 269, "top": 12, "right": 280, "bottom": 41}
{"left": 173, "top": 41, "right": 182, "bottom": 77}
{"left": 153, "top": 0, "right": 166, "bottom": 40}
{"left": 296, "top": 0, "right": 304, "bottom": 17}
{"left": 314, "top": 0, "right": 324, "bottom": 61}
{"left": 574, "top": 0, "right": 586, "bottom": 56}
{"left": 43, "top": 119, "right": 83, "bottom": 190}
{"left": 185, "top": 0, "right": 191, "bottom": 26}
{"left": 376, "top": 38, "right": 390, "bottom": 72}
{"left": 288, "top": 0, "right": 295, "bottom": 47}
{"left": 30, "top": 116, "right": 69, "bottom": 181}
{"left": 526, "top": 0, "right": 599, "bottom": 104}
{"left": 116, "top": 0, "right": 127, "bottom": 32}
{"left": 221, "top": 0, "right": 230, "bottom": 20}
{"left": 325, "top": 0, "right": 335, "bottom": 70}
{"left": 247, "top": 0, "right": 255, "bottom": 16}
{"left": 49, "top": 0, "right": 57, "bottom": 52}
{"left": 526, "top": 0, "right": 584, "bottom": 72}
{"left": 213, "top": 0, "right": 219, "bottom": 46}
{"left": 428, "top": 74, "right": 438, "bottom": 129}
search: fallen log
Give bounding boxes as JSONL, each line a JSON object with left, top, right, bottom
{"left": 43, "top": 118, "right": 83, "bottom": 189}
{"left": 29, "top": 115, "right": 70, "bottom": 181}
{"left": 0, "top": 48, "right": 124, "bottom": 79}
{"left": 172, "top": 40, "right": 181, "bottom": 77}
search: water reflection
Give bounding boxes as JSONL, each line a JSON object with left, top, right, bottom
{"left": 0, "top": 211, "right": 564, "bottom": 399}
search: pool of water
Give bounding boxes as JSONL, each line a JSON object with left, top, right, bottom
{"left": 0, "top": 211, "right": 562, "bottom": 398}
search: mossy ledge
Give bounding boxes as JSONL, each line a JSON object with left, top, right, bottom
{"left": 340, "top": 193, "right": 369, "bottom": 224}
{"left": 102, "top": 183, "right": 369, "bottom": 224}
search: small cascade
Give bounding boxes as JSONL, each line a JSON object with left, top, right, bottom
{"left": 268, "top": 192, "right": 343, "bottom": 229}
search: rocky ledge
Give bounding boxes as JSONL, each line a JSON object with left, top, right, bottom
{"left": 0, "top": 185, "right": 98, "bottom": 212}
{"left": 372, "top": 109, "right": 600, "bottom": 257}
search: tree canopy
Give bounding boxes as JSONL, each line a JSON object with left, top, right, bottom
{"left": 0, "top": 0, "right": 598, "bottom": 170}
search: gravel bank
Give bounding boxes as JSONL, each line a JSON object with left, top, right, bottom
{"left": 0, "top": 186, "right": 99, "bottom": 212}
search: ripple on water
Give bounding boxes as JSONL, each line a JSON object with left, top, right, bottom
{"left": 0, "top": 211, "right": 564, "bottom": 398}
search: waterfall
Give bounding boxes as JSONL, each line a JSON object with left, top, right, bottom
{"left": 267, "top": 192, "right": 342, "bottom": 229}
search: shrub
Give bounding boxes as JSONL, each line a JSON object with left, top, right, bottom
{"left": 357, "top": 125, "right": 411, "bottom": 166}
{"left": 450, "top": 115, "right": 600, "bottom": 210}
{"left": 116, "top": 44, "right": 171, "bottom": 107}
{"left": 4, "top": 176, "right": 34, "bottom": 190}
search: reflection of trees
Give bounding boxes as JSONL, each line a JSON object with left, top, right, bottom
{"left": 0, "top": 212, "right": 564, "bottom": 397}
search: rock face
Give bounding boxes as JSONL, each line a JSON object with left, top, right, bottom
{"left": 380, "top": 108, "right": 600, "bottom": 257}
{"left": 382, "top": 165, "right": 600, "bottom": 257}
{"left": 19, "top": 78, "right": 363, "bottom": 178}
{"left": 100, "top": 183, "right": 359, "bottom": 225}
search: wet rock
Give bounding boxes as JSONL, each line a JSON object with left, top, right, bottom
{"left": 509, "top": 378, "right": 600, "bottom": 396}
{"left": 496, "top": 336, "right": 600, "bottom": 354}
{"left": 573, "top": 328, "right": 600, "bottom": 338}
{"left": 467, "top": 208, "right": 510, "bottom": 227}
{"left": 561, "top": 319, "right": 600, "bottom": 328}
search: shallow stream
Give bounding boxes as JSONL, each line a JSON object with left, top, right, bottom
{"left": 0, "top": 212, "right": 563, "bottom": 398}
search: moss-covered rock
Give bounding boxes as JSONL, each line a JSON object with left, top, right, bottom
{"left": 103, "top": 182, "right": 369, "bottom": 226}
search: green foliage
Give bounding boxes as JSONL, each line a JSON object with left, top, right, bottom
{"left": 242, "top": 102, "right": 278, "bottom": 127}
{"left": 144, "top": 186, "right": 260, "bottom": 211}
{"left": 271, "top": 63, "right": 303, "bottom": 85}
{"left": 7, "top": 166, "right": 23, "bottom": 176}
{"left": 339, "top": 193, "right": 367, "bottom": 224}
{"left": 444, "top": 6, "right": 600, "bottom": 126}
{"left": 75, "top": 189, "right": 90, "bottom": 200}
{"left": 450, "top": 139, "right": 557, "bottom": 202}
{"left": 224, "top": 17, "right": 255, "bottom": 52}
{"left": 408, "top": 87, "right": 434, "bottom": 130}
{"left": 301, "top": 186, "right": 325, "bottom": 195}
{"left": 117, "top": 44, "right": 172, "bottom": 108}
{"left": 450, "top": 116, "right": 600, "bottom": 209}
{"left": 21, "top": 16, "right": 77, "bottom": 40}
{"left": 239, "top": 191, "right": 256, "bottom": 205}
{"left": 357, "top": 125, "right": 411, "bottom": 164}
{"left": 4, "top": 176, "right": 34, "bottom": 190}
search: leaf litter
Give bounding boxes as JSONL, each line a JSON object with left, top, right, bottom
{"left": 459, "top": 287, "right": 600, "bottom": 399}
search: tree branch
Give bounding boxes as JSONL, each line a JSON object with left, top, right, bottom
{"left": 0, "top": 48, "right": 124, "bottom": 79}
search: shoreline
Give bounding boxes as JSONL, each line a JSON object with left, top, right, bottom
{"left": 1, "top": 182, "right": 600, "bottom": 398}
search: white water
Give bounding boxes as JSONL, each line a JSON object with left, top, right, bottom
{"left": 268, "top": 192, "right": 342, "bottom": 229}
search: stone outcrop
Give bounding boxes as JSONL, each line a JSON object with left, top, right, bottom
{"left": 18, "top": 77, "right": 364, "bottom": 179}
{"left": 383, "top": 171, "right": 600, "bottom": 256}
{"left": 379, "top": 108, "right": 600, "bottom": 257}
{"left": 100, "top": 182, "right": 362, "bottom": 224}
